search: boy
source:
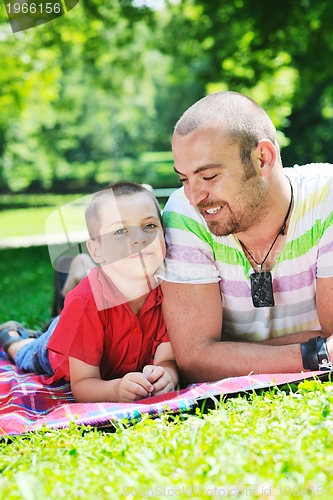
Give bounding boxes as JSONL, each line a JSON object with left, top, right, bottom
{"left": 0, "top": 183, "right": 178, "bottom": 403}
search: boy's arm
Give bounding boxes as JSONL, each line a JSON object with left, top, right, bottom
{"left": 69, "top": 357, "right": 154, "bottom": 403}
{"left": 143, "top": 342, "right": 179, "bottom": 395}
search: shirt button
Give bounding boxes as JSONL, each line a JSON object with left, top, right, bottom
{"left": 128, "top": 357, "right": 136, "bottom": 364}
{"left": 134, "top": 327, "right": 141, "bottom": 334}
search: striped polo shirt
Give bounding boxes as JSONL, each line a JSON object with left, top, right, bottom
{"left": 161, "top": 163, "right": 333, "bottom": 340}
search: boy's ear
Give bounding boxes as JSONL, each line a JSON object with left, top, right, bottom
{"left": 86, "top": 239, "right": 104, "bottom": 264}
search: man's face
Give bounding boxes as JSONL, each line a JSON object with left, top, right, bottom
{"left": 172, "top": 126, "right": 270, "bottom": 237}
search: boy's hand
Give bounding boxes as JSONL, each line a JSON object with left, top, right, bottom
{"left": 143, "top": 365, "right": 175, "bottom": 395}
{"left": 118, "top": 372, "right": 154, "bottom": 402}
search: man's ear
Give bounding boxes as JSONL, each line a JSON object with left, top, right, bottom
{"left": 86, "top": 239, "right": 104, "bottom": 264}
{"left": 255, "top": 139, "right": 277, "bottom": 177}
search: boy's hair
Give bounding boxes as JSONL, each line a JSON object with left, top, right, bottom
{"left": 85, "top": 182, "right": 162, "bottom": 239}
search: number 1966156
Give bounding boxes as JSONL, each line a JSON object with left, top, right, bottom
{"left": 6, "top": 3, "right": 62, "bottom": 14}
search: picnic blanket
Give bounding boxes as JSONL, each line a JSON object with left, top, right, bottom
{"left": 0, "top": 348, "right": 330, "bottom": 437}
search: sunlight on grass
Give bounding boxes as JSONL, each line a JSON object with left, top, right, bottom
{"left": 0, "top": 206, "right": 87, "bottom": 239}
{"left": 1, "top": 381, "right": 333, "bottom": 499}
{"left": 0, "top": 208, "right": 56, "bottom": 238}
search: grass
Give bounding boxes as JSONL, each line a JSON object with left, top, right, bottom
{"left": 0, "top": 206, "right": 87, "bottom": 239}
{"left": 1, "top": 383, "right": 333, "bottom": 499}
{"left": 0, "top": 247, "right": 53, "bottom": 329}
{"left": 1, "top": 246, "right": 333, "bottom": 499}
{"left": 0, "top": 208, "right": 57, "bottom": 239}
{"left": 0, "top": 193, "right": 85, "bottom": 238}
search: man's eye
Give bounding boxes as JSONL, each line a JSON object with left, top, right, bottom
{"left": 202, "top": 175, "right": 217, "bottom": 181}
{"left": 178, "top": 178, "right": 187, "bottom": 184}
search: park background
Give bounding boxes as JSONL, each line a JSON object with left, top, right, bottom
{"left": 1, "top": 0, "right": 333, "bottom": 322}
{"left": 1, "top": 1, "right": 333, "bottom": 499}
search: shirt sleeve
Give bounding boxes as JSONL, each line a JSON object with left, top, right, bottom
{"left": 47, "top": 291, "right": 105, "bottom": 367}
{"left": 316, "top": 173, "right": 333, "bottom": 278}
{"left": 159, "top": 188, "right": 220, "bottom": 284}
{"left": 152, "top": 315, "right": 169, "bottom": 357}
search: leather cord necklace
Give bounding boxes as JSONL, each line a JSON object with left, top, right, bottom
{"left": 240, "top": 178, "right": 293, "bottom": 307}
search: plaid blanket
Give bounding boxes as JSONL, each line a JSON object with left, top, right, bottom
{"left": 0, "top": 349, "right": 328, "bottom": 436}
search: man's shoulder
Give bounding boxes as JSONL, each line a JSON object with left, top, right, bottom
{"left": 163, "top": 187, "right": 188, "bottom": 210}
{"left": 163, "top": 187, "right": 202, "bottom": 224}
{"left": 287, "top": 163, "right": 333, "bottom": 181}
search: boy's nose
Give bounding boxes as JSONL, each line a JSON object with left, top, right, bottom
{"left": 128, "top": 226, "right": 153, "bottom": 253}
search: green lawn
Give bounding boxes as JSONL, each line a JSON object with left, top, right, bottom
{"left": 0, "top": 207, "right": 55, "bottom": 238}
{"left": 0, "top": 206, "right": 87, "bottom": 241}
{"left": 1, "top": 247, "right": 333, "bottom": 499}
{"left": 0, "top": 194, "right": 84, "bottom": 239}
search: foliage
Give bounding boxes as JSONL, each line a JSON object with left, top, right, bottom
{"left": 158, "top": 0, "right": 333, "bottom": 165}
{"left": 0, "top": 247, "right": 53, "bottom": 329}
{"left": 0, "top": 193, "right": 82, "bottom": 209}
{"left": 0, "top": 1, "right": 184, "bottom": 192}
{"left": 1, "top": 0, "right": 333, "bottom": 192}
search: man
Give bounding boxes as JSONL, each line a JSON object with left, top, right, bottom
{"left": 161, "top": 91, "right": 333, "bottom": 382}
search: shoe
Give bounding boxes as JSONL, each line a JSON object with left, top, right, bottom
{"left": 0, "top": 321, "right": 32, "bottom": 352}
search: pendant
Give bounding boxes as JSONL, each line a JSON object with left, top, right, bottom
{"left": 250, "top": 272, "right": 275, "bottom": 308}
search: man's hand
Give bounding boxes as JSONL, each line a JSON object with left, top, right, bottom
{"left": 117, "top": 372, "right": 154, "bottom": 402}
{"left": 143, "top": 365, "right": 175, "bottom": 395}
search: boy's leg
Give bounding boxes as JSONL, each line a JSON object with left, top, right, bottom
{"left": 61, "top": 253, "right": 95, "bottom": 298}
{"left": 10, "top": 317, "right": 59, "bottom": 375}
{"left": 8, "top": 337, "right": 33, "bottom": 359}
{"left": 0, "top": 321, "right": 36, "bottom": 359}
{"left": 52, "top": 253, "right": 95, "bottom": 316}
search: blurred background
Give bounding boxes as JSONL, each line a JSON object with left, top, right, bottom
{"left": 1, "top": 0, "right": 333, "bottom": 197}
{"left": 0, "top": 0, "right": 333, "bottom": 324}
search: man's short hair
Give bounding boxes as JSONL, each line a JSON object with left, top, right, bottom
{"left": 174, "top": 91, "right": 280, "bottom": 175}
{"left": 85, "top": 182, "right": 161, "bottom": 239}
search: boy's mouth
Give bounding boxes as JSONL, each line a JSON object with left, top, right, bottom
{"left": 129, "top": 251, "right": 154, "bottom": 259}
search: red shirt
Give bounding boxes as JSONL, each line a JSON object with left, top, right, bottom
{"left": 46, "top": 267, "right": 169, "bottom": 384}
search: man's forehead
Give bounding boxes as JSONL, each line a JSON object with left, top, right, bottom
{"left": 172, "top": 128, "right": 239, "bottom": 172}
{"left": 172, "top": 125, "right": 236, "bottom": 152}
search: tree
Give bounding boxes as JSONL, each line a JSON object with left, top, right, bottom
{"left": 158, "top": 0, "right": 333, "bottom": 165}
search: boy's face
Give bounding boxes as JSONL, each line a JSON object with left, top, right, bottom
{"left": 87, "top": 193, "right": 166, "bottom": 281}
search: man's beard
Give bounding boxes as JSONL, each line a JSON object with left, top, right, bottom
{"left": 197, "top": 176, "right": 270, "bottom": 237}
{"left": 205, "top": 208, "right": 243, "bottom": 236}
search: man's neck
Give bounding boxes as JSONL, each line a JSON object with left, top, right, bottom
{"left": 235, "top": 175, "right": 293, "bottom": 270}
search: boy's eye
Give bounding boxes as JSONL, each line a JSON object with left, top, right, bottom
{"left": 202, "top": 175, "right": 217, "bottom": 181}
{"left": 178, "top": 178, "right": 187, "bottom": 184}
{"left": 114, "top": 228, "right": 127, "bottom": 235}
{"left": 144, "top": 223, "right": 158, "bottom": 230}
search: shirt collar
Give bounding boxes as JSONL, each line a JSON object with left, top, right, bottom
{"left": 88, "top": 266, "right": 162, "bottom": 311}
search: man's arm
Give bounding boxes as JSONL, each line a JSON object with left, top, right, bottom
{"left": 258, "top": 276, "right": 333, "bottom": 345}
{"left": 161, "top": 281, "right": 308, "bottom": 382}
{"left": 316, "top": 276, "right": 333, "bottom": 334}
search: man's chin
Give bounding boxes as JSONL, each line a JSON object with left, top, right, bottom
{"left": 206, "top": 220, "right": 235, "bottom": 237}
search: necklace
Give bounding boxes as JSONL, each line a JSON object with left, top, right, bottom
{"left": 240, "top": 178, "right": 293, "bottom": 308}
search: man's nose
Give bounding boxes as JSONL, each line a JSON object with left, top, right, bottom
{"left": 185, "top": 180, "right": 208, "bottom": 206}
